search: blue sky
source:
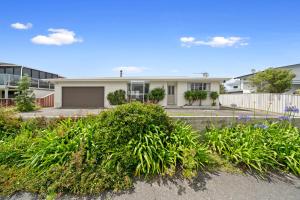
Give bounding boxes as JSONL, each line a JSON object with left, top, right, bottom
{"left": 1, "top": 0, "right": 300, "bottom": 78}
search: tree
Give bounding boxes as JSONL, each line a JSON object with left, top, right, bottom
{"left": 249, "top": 68, "right": 296, "bottom": 93}
{"left": 195, "top": 90, "right": 207, "bottom": 106}
{"left": 148, "top": 88, "right": 165, "bottom": 104}
{"left": 220, "top": 84, "right": 226, "bottom": 94}
{"left": 15, "top": 76, "right": 35, "bottom": 112}
{"left": 210, "top": 91, "right": 219, "bottom": 106}
{"left": 107, "top": 89, "right": 126, "bottom": 105}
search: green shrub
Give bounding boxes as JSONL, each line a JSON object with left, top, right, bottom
{"left": 0, "top": 102, "right": 209, "bottom": 196}
{"left": 184, "top": 91, "right": 196, "bottom": 105}
{"left": 210, "top": 92, "right": 219, "bottom": 106}
{"left": 205, "top": 122, "right": 300, "bottom": 175}
{"left": 107, "top": 89, "right": 127, "bottom": 105}
{"left": 0, "top": 108, "right": 21, "bottom": 139}
{"left": 195, "top": 90, "right": 207, "bottom": 106}
{"left": 148, "top": 88, "right": 165, "bottom": 104}
{"left": 15, "top": 76, "right": 36, "bottom": 112}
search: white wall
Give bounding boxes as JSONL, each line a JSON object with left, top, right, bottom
{"left": 54, "top": 81, "right": 127, "bottom": 108}
{"left": 54, "top": 80, "right": 221, "bottom": 108}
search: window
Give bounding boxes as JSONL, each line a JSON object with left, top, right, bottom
{"left": 233, "top": 85, "right": 238, "bottom": 89}
{"left": 32, "top": 70, "right": 40, "bottom": 79}
{"left": 5, "top": 67, "right": 13, "bottom": 74}
{"left": 0, "top": 68, "right": 4, "bottom": 73}
{"left": 168, "top": 85, "right": 175, "bottom": 95}
{"left": 13, "top": 67, "right": 21, "bottom": 75}
{"left": 39, "top": 71, "right": 46, "bottom": 79}
{"left": 190, "top": 83, "right": 210, "bottom": 91}
{"left": 23, "top": 68, "right": 31, "bottom": 77}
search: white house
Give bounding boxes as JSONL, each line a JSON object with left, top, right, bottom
{"left": 50, "top": 76, "right": 228, "bottom": 108}
{"left": 226, "top": 64, "right": 300, "bottom": 94}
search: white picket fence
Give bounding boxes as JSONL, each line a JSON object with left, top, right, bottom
{"left": 219, "top": 93, "right": 300, "bottom": 116}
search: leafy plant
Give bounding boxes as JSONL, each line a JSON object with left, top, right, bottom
{"left": 15, "top": 76, "right": 36, "bottom": 112}
{"left": 195, "top": 90, "right": 207, "bottom": 106}
{"left": 148, "top": 88, "right": 165, "bottom": 104}
{"left": 107, "top": 89, "right": 127, "bottom": 105}
{"left": 184, "top": 91, "right": 194, "bottom": 105}
{"left": 205, "top": 121, "right": 300, "bottom": 175}
{"left": 249, "top": 68, "right": 296, "bottom": 93}
{"left": 210, "top": 92, "right": 219, "bottom": 106}
{"left": 0, "top": 102, "right": 209, "bottom": 196}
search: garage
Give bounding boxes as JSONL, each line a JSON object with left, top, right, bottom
{"left": 62, "top": 87, "right": 104, "bottom": 108}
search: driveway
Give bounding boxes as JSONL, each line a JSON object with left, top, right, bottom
{"left": 5, "top": 172, "right": 300, "bottom": 200}
{"left": 19, "top": 107, "right": 279, "bottom": 119}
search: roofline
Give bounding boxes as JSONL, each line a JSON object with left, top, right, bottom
{"left": 50, "top": 76, "right": 230, "bottom": 83}
{"left": 234, "top": 63, "right": 300, "bottom": 79}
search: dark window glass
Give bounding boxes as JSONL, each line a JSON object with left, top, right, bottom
{"left": 233, "top": 85, "right": 238, "bottom": 88}
{"left": 40, "top": 71, "right": 46, "bottom": 79}
{"left": 145, "top": 83, "right": 149, "bottom": 94}
{"left": 13, "top": 67, "right": 21, "bottom": 75}
{"left": 0, "top": 68, "right": 4, "bottom": 73}
{"left": 6, "top": 67, "right": 13, "bottom": 74}
{"left": 191, "top": 83, "right": 209, "bottom": 91}
{"left": 23, "top": 68, "right": 31, "bottom": 77}
{"left": 46, "top": 73, "right": 52, "bottom": 79}
{"left": 32, "top": 70, "right": 39, "bottom": 79}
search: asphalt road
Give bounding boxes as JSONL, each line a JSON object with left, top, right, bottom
{"left": 4, "top": 172, "right": 300, "bottom": 200}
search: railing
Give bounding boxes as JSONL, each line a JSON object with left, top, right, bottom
{"left": 0, "top": 74, "right": 54, "bottom": 89}
{"left": 0, "top": 99, "right": 14, "bottom": 107}
{"left": 219, "top": 93, "right": 300, "bottom": 116}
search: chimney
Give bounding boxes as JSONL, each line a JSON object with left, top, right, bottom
{"left": 120, "top": 70, "right": 123, "bottom": 77}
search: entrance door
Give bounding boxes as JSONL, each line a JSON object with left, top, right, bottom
{"left": 167, "top": 85, "right": 176, "bottom": 105}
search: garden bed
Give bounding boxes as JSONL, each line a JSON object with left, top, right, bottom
{"left": 0, "top": 103, "right": 300, "bottom": 199}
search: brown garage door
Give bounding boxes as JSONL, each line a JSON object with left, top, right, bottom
{"left": 62, "top": 87, "right": 104, "bottom": 108}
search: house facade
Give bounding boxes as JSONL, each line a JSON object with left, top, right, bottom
{"left": 51, "top": 76, "right": 228, "bottom": 108}
{"left": 0, "top": 62, "right": 62, "bottom": 98}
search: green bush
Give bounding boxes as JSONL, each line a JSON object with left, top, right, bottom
{"left": 148, "top": 88, "right": 165, "bottom": 104}
{"left": 107, "top": 89, "right": 127, "bottom": 105}
{"left": 0, "top": 102, "right": 209, "bottom": 196}
{"left": 0, "top": 108, "right": 21, "bottom": 139}
{"left": 205, "top": 122, "right": 300, "bottom": 175}
{"left": 184, "top": 91, "right": 196, "bottom": 105}
{"left": 15, "top": 76, "right": 36, "bottom": 112}
{"left": 195, "top": 90, "right": 207, "bottom": 106}
{"left": 210, "top": 92, "right": 219, "bottom": 106}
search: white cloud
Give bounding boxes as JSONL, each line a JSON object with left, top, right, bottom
{"left": 31, "top": 28, "right": 82, "bottom": 46}
{"left": 113, "top": 66, "right": 148, "bottom": 74}
{"left": 11, "top": 22, "right": 32, "bottom": 30}
{"left": 180, "top": 36, "right": 248, "bottom": 47}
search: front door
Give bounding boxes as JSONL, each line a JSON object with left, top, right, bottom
{"left": 167, "top": 85, "right": 176, "bottom": 105}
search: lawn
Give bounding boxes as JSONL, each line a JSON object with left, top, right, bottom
{"left": 0, "top": 103, "right": 299, "bottom": 199}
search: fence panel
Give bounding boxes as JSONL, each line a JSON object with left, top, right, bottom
{"left": 220, "top": 93, "right": 300, "bottom": 116}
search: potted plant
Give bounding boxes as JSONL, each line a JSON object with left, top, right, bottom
{"left": 195, "top": 90, "right": 207, "bottom": 106}
{"left": 210, "top": 91, "right": 219, "bottom": 106}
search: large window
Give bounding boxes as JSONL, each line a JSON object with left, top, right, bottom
{"left": 5, "top": 67, "right": 13, "bottom": 74}
{"left": 127, "top": 81, "right": 149, "bottom": 102}
{"left": 190, "top": 83, "right": 210, "bottom": 91}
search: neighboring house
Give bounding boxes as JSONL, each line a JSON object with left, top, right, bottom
{"left": 0, "top": 62, "right": 62, "bottom": 98}
{"left": 51, "top": 76, "right": 229, "bottom": 108}
{"left": 227, "top": 64, "right": 300, "bottom": 94}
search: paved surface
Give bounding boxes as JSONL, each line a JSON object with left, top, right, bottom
{"left": 18, "top": 107, "right": 278, "bottom": 119}
{"left": 3, "top": 172, "right": 300, "bottom": 200}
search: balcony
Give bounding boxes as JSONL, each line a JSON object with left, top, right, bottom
{"left": 0, "top": 74, "right": 54, "bottom": 90}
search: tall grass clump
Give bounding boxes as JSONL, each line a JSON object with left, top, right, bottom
{"left": 205, "top": 120, "right": 300, "bottom": 175}
{"left": 0, "top": 102, "right": 209, "bottom": 197}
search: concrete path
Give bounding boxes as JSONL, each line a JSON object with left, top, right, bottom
{"left": 18, "top": 107, "right": 278, "bottom": 119}
{"left": 4, "top": 172, "right": 300, "bottom": 200}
